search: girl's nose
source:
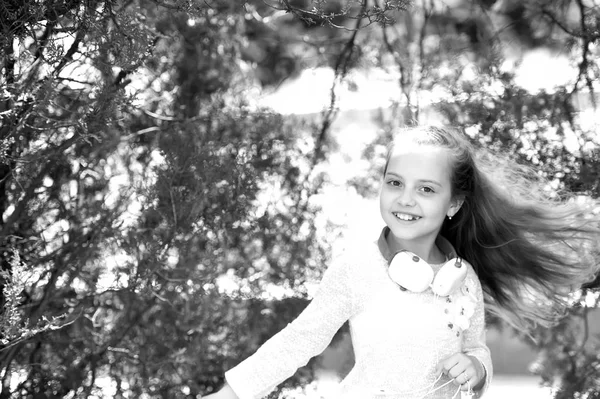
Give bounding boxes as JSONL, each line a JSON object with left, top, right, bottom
{"left": 398, "top": 190, "right": 416, "bottom": 206}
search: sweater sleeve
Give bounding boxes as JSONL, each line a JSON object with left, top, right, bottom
{"left": 462, "top": 269, "right": 493, "bottom": 397}
{"left": 224, "top": 252, "right": 356, "bottom": 399}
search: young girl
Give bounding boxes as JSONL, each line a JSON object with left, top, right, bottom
{"left": 203, "top": 126, "right": 600, "bottom": 399}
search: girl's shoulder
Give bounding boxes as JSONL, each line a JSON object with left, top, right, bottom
{"left": 460, "top": 258, "right": 484, "bottom": 294}
{"left": 337, "top": 233, "right": 383, "bottom": 261}
{"left": 329, "top": 235, "right": 384, "bottom": 278}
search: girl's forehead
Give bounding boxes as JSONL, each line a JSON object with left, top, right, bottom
{"left": 389, "top": 142, "right": 451, "bottom": 160}
{"left": 387, "top": 144, "right": 453, "bottom": 180}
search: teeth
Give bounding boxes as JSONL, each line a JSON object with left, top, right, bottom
{"left": 393, "top": 212, "right": 420, "bottom": 221}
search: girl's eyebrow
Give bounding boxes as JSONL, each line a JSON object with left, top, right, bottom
{"left": 419, "top": 179, "right": 443, "bottom": 187}
{"left": 385, "top": 172, "right": 402, "bottom": 179}
{"left": 385, "top": 172, "right": 442, "bottom": 187}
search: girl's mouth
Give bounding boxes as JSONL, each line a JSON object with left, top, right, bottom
{"left": 392, "top": 212, "right": 422, "bottom": 221}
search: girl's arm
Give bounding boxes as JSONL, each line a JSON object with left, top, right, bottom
{"left": 202, "top": 383, "right": 238, "bottom": 399}
{"left": 461, "top": 269, "right": 493, "bottom": 395}
{"left": 221, "top": 251, "right": 356, "bottom": 399}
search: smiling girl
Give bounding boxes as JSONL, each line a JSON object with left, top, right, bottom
{"left": 202, "top": 126, "right": 600, "bottom": 399}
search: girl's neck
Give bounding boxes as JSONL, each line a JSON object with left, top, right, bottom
{"left": 386, "top": 231, "right": 446, "bottom": 264}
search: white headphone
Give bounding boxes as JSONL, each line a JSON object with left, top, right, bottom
{"left": 388, "top": 250, "right": 467, "bottom": 296}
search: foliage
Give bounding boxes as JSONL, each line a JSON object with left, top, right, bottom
{"left": 273, "top": 0, "right": 411, "bottom": 28}
{"left": 0, "top": 248, "right": 63, "bottom": 348}
{"left": 0, "top": 0, "right": 350, "bottom": 397}
{"left": 528, "top": 292, "right": 600, "bottom": 398}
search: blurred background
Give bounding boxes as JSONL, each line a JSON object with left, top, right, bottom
{"left": 0, "top": 0, "right": 598, "bottom": 398}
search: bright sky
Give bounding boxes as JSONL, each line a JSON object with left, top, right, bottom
{"left": 258, "top": 49, "right": 581, "bottom": 115}
{"left": 258, "top": 67, "right": 402, "bottom": 115}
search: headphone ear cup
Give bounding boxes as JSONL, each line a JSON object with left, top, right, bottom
{"left": 431, "top": 258, "right": 467, "bottom": 296}
{"left": 388, "top": 251, "right": 434, "bottom": 292}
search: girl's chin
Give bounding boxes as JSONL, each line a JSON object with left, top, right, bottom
{"left": 388, "top": 226, "right": 440, "bottom": 242}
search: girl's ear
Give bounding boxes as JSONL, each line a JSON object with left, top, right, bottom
{"left": 448, "top": 196, "right": 465, "bottom": 218}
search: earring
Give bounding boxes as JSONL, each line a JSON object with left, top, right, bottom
{"left": 448, "top": 215, "right": 453, "bottom": 220}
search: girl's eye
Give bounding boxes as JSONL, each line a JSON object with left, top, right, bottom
{"left": 421, "top": 186, "right": 435, "bottom": 193}
{"left": 389, "top": 180, "right": 402, "bottom": 187}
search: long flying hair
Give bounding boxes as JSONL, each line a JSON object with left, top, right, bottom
{"left": 385, "top": 126, "right": 600, "bottom": 332}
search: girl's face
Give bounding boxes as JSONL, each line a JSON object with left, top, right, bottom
{"left": 380, "top": 143, "right": 462, "bottom": 251}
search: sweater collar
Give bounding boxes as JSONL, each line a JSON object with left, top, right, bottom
{"left": 377, "top": 226, "right": 458, "bottom": 263}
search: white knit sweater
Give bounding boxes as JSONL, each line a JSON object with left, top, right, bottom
{"left": 225, "top": 228, "right": 493, "bottom": 399}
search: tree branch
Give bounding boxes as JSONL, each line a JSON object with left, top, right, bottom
{"left": 381, "top": 21, "right": 411, "bottom": 103}
{"left": 314, "top": 5, "right": 365, "bottom": 166}
{"left": 3, "top": 37, "right": 15, "bottom": 86}
{"left": 33, "top": 21, "right": 57, "bottom": 63}
{"left": 54, "top": 21, "right": 87, "bottom": 74}
{"left": 572, "top": 0, "right": 596, "bottom": 108}
{"left": 267, "top": 0, "right": 408, "bottom": 30}
{"left": 0, "top": 134, "right": 80, "bottom": 238}
{"left": 540, "top": 8, "right": 584, "bottom": 38}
